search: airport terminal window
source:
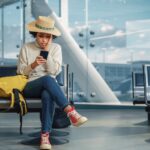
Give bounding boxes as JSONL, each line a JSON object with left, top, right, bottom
{"left": 3, "top": 1, "right": 22, "bottom": 59}
{"left": 68, "top": 0, "right": 150, "bottom": 102}
{"left": 147, "top": 67, "right": 150, "bottom": 86}
{"left": 135, "top": 73, "right": 144, "bottom": 87}
{"left": 68, "top": 0, "right": 85, "bottom": 27}
{"left": 0, "top": 8, "right": 2, "bottom": 58}
{"left": 1, "top": 0, "right": 150, "bottom": 103}
{"left": 48, "top": 0, "right": 59, "bottom": 16}
{"left": 24, "top": 0, "right": 35, "bottom": 43}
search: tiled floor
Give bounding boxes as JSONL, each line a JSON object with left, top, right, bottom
{"left": 0, "top": 108, "right": 150, "bottom": 150}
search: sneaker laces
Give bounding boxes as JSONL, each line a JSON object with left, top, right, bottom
{"left": 68, "top": 110, "right": 81, "bottom": 120}
{"left": 41, "top": 132, "right": 50, "bottom": 144}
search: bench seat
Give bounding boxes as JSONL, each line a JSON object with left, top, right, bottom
{"left": 0, "top": 98, "right": 42, "bottom": 110}
{"left": 0, "top": 65, "right": 69, "bottom": 111}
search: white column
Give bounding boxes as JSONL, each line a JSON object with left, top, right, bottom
{"left": 45, "top": 0, "right": 48, "bottom": 4}
{"left": 60, "top": 0, "right": 68, "bottom": 27}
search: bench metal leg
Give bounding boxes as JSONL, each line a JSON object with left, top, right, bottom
{"left": 148, "top": 112, "right": 150, "bottom": 122}
{"left": 19, "top": 114, "right": 23, "bottom": 135}
{"left": 147, "top": 113, "right": 150, "bottom": 125}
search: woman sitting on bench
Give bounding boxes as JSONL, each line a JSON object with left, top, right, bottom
{"left": 17, "top": 16, "right": 88, "bottom": 150}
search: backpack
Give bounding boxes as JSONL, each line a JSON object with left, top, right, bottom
{"left": 0, "top": 75, "right": 28, "bottom": 113}
{"left": 52, "top": 101, "right": 74, "bottom": 128}
{"left": 52, "top": 108, "right": 71, "bottom": 128}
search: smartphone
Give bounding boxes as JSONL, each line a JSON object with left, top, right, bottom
{"left": 40, "top": 50, "right": 49, "bottom": 60}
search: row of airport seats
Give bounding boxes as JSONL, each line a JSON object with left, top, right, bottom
{"left": 132, "top": 64, "right": 150, "bottom": 121}
{"left": 132, "top": 71, "right": 145, "bottom": 104}
{"left": 0, "top": 64, "right": 71, "bottom": 134}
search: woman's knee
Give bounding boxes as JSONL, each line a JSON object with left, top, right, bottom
{"left": 42, "top": 75, "right": 59, "bottom": 90}
{"left": 42, "top": 75, "right": 55, "bottom": 84}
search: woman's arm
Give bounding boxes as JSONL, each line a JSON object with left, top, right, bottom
{"left": 17, "top": 46, "right": 33, "bottom": 75}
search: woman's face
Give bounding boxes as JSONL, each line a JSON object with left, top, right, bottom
{"left": 36, "top": 32, "right": 52, "bottom": 49}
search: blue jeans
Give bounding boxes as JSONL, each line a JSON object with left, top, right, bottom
{"left": 23, "top": 75, "right": 69, "bottom": 133}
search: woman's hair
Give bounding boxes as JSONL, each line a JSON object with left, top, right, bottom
{"left": 29, "top": 32, "right": 37, "bottom": 38}
{"left": 29, "top": 31, "right": 57, "bottom": 39}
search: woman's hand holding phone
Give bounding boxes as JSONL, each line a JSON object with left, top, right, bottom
{"left": 39, "top": 38, "right": 50, "bottom": 59}
{"left": 31, "top": 38, "right": 51, "bottom": 69}
{"left": 31, "top": 56, "right": 47, "bottom": 69}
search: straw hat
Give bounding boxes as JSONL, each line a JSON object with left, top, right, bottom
{"left": 27, "top": 16, "right": 61, "bottom": 36}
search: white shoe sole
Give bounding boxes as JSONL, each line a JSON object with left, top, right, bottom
{"left": 72, "top": 117, "right": 88, "bottom": 127}
{"left": 40, "top": 144, "right": 51, "bottom": 150}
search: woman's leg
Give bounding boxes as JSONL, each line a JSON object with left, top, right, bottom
{"left": 23, "top": 80, "right": 53, "bottom": 150}
{"left": 23, "top": 79, "right": 55, "bottom": 132}
{"left": 23, "top": 75, "right": 87, "bottom": 149}
{"left": 23, "top": 75, "right": 69, "bottom": 108}
{"left": 41, "top": 90, "right": 55, "bottom": 133}
{"left": 23, "top": 78, "right": 43, "bottom": 98}
{"left": 23, "top": 75, "right": 87, "bottom": 127}
{"left": 41, "top": 75, "right": 88, "bottom": 127}
{"left": 42, "top": 75, "right": 69, "bottom": 108}
{"left": 40, "top": 90, "right": 54, "bottom": 150}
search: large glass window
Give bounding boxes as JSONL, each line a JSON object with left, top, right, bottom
{"left": 0, "top": 8, "right": 2, "bottom": 60}
{"left": 68, "top": 0, "right": 150, "bottom": 102}
{"left": 3, "top": 1, "right": 22, "bottom": 59}
{"left": 48, "top": 0, "right": 60, "bottom": 16}
{"left": 1, "top": 0, "right": 150, "bottom": 103}
{"left": 24, "top": 0, "right": 35, "bottom": 43}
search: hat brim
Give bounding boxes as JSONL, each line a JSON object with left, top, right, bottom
{"left": 27, "top": 21, "right": 61, "bottom": 36}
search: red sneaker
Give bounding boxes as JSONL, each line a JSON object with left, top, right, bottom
{"left": 67, "top": 107, "right": 88, "bottom": 127}
{"left": 40, "top": 132, "right": 51, "bottom": 150}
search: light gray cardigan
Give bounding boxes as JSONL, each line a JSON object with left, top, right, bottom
{"left": 17, "top": 41, "right": 62, "bottom": 82}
